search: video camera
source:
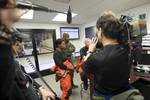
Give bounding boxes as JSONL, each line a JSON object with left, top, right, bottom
{"left": 119, "top": 15, "right": 133, "bottom": 44}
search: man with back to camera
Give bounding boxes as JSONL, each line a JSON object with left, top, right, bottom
{"left": 78, "top": 38, "right": 92, "bottom": 89}
{"left": 78, "top": 38, "right": 95, "bottom": 99}
{"left": 76, "top": 39, "right": 91, "bottom": 88}
{"left": 82, "top": 11, "right": 144, "bottom": 100}
{"left": 80, "top": 38, "right": 91, "bottom": 59}
{"left": 63, "top": 32, "right": 78, "bottom": 89}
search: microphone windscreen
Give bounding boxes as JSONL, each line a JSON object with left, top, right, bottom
{"left": 67, "top": 6, "right": 72, "bottom": 24}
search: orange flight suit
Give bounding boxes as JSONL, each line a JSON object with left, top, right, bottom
{"left": 76, "top": 58, "right": 94, "bottom": 99}
{"left": 76, "top": 58, "right": 84, "bottom": 75}
{"left": 51, "top": 60, "right": 73, "bottom": 100}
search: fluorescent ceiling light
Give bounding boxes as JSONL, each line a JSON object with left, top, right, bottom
{"left": 52, "top": 13, "right": 77, "bottom": 22}
{"left": 21, "top": 10, "right": 34, "bottom": 19}
{"left": 54, "top": 0, "right": 70, "bottom": 4}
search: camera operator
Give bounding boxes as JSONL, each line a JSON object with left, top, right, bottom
{"left": 82, "top": 11, "right": 143, "bottom": 100}
{"left": 1, "top": 1, "right": 55, "bottom": 100}
{"left": 0, "top": 0, "right": 29, "bottom": 100}
{"left": 11, "top": 34, "right": 55, "bottom": 100}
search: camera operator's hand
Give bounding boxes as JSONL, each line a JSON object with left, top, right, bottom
{"left": 0, "top": 0, "right": 30, "bottom": 43}
{"left": 9, "top": 8, "right": 29, "bottom": 23}
{"left": 0, "top": 0, "right": 30, "bottom": 39}
{"left": 3, "top": 0, "right": 30, "bottom": 25}
{"left": 39, "top": 86, "right": 56, "bottom": 100}
{"left": 5, "top": 0, "right": 16, "bottom": 8}
{"left": 12, "top": 0, "right": 33, "bottom": 23}
{"left": 88, "top": 37, "right": 98, "bottom": 53}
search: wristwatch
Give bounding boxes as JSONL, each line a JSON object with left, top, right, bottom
{"left": 87, "top": 51, "right": 93, "bottom": 54}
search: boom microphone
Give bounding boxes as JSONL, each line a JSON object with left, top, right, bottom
{"left": 16, "top": 1, "right": 72, "bottom": 24}
{"left": 67, "top": 6, "right": 72, "bottom": 24}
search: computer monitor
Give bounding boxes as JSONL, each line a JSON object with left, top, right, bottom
{"left": 60, "top": 27, "right": 80, "bottom": 40}
{"left": 139, "top": 54, "right": 150, "bottom": 65}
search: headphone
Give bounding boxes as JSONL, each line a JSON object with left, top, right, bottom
{"left": 0, "top": 0, "right": 7, "bottom": 8}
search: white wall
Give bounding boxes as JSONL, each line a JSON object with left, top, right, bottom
{"left": 15, "top": 3, "right": 150, "bottom": 52}
{"left": 14, "top": 22, "right": 83, "bottom": 51}
{"left": 80, "top": 21, "right": 97, "bottom": 41}
{"left": 81, "top": 3, "right": 150, "bottom": 36}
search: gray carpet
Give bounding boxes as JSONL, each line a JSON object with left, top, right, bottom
{"left": 35, "top": 72, "right": 90, "bottom": 100}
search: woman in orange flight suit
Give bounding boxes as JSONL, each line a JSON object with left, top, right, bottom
{"left": 52, "top": 39, "right": 73, "bottom": 100}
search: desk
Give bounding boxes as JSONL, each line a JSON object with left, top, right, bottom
{"left": 130, "top": 65, "right": 150, "bottom": 83}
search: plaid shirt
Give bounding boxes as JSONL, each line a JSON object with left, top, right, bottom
{"left": 0, "top": 26, "right": 15, "bottom": 44}
{"left": 0, "top": 26, "right": 13, "bottom": 38}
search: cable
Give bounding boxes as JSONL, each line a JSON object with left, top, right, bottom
{"left": 21, "top": 51, "right": 61, "bottom": 100}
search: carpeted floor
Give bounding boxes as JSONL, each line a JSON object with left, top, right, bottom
{"left": 35, "top": 72, "right": 91, "bottom": 100}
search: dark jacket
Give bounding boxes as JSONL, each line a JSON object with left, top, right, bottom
{"left": 83, "top": 44, "right": 131, "bottom": 94}
{"left": 0, "top": 26, "right": 27, "bottom": 100}
{"left": 14, "top": 60, "right": 41, "bottom": 100}
{"left": 53, "top": 48, "right": 68, "bottom": 70}
{"left": 0, "top": 26, "right": 38, "bottom": 100}
{"left": 0, "top": 43, "right": 25, "bottom": 100}
{"left": 80, "top": 46, "right": 88, "bottom": 59}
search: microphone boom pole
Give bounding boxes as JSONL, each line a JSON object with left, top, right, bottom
{"left": 16, "top": 1, "right": 72, "bottom": 23}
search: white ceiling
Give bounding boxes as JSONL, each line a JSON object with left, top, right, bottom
{"left": 20, "top": 0, "right": 150, "bottom": 25}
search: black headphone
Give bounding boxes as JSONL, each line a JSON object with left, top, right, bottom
{"left": 0, "top": 0, "right": 7, "bottom": 8}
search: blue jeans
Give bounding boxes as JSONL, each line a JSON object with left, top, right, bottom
{"left": 93, "top": 90, "right": 112, "bottom": 100}
{"left": 93, "top": 85, "right": 134, "bottom": 100}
